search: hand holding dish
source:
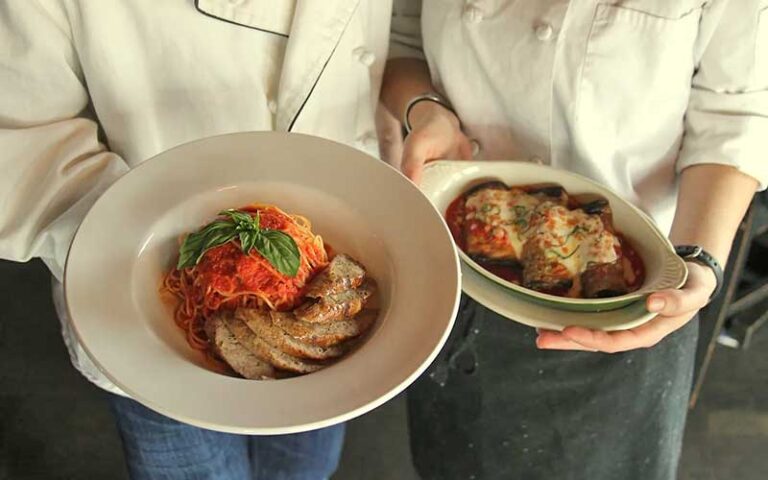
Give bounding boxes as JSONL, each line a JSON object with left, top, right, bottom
{"left": 420, "top": 160, "right": 688, "bottom": 330}
{"left": 536, "top": 261, "right": 715, "bottom": 351}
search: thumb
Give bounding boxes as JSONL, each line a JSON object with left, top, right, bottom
{"left": 647, "top": 286, "right": 709, "bottom": 317}
{"left": 401, "top": 136, "right": 432, "bottom": 185}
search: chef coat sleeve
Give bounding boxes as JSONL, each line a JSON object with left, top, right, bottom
{"left": 389, "top": 0, "right": 426, "bottom": 59}
{"left": 0, "top": 0, "right": 130, "bottom": 281}
{"left": 676, "top": 0, "right": 768, "bottom": 189}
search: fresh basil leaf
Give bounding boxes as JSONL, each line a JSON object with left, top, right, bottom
{"left": 248, "top": 232, "right": 260, "bottom": 253}
{"left": 177, "top": 220, "right": 237, "bottom": 269}
{"left": 176, "top": 208, "right": 298, "bottom": 276}
{"left": 176, "top": 235, "right": 204, "bottom": 269}
{"left": 177, "top": 221, "right": 232, "bottom": 268}
{"left": 239, "top": 230, "right": 259, "bottom": 255}
{"left": 254, "top": 229, "right": 301, "bottom": 277}
{"left": 238, "top": 231, "right": 251, "bottom": 253}
{"left": 219, "top": 209, "right": 257, "bottom": 230}
{"left": 252, "top": 212, "right": 260, "bottom": 231}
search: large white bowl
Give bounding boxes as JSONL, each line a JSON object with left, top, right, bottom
{"left": 64, "top": 132, "right": 461, "bottom": 434}
{"left": 421, "top": 160, "right": 687, "bottom": 314}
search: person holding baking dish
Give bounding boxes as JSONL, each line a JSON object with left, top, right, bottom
{"left": 0, "top": 1, "right": 393, "bottom": 479}
{"left": 382, "top": 0, "right": 768, "bottom": 479}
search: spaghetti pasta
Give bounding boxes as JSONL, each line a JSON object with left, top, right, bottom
{"left": 163, "top": 204, "right": 329, "bottom": 350}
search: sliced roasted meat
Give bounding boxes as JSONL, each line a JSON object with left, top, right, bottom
{"left": 270, "top": 310, "right": 377, "bottom": 347}
{"left": 294, "top": 279, "right": 376, "bottom": 323}
{"left": 205, "top": 315, "right": 276, "bottom": 380}
{"left": 304, "top": 254, "right": 366, "bottom": 298}
{"left": 235, "top": 309, "right": 346, "bottom": 360}
{"left": 223, "top": 314, "right": 325, "bottom": 374}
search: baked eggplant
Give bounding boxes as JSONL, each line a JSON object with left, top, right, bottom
{"left": 581, "top": 261, "right": 629, "bottom": 298}
{"left": 451, "top": 181, "right": 640, "bottom": 298}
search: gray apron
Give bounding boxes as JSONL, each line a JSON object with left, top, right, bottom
{"left": 407, "top": 296, "right": 697, "bottom": 480}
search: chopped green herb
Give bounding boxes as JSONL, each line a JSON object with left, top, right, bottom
{"left": 546, "top": 245, "right": 581, "bottom": 260}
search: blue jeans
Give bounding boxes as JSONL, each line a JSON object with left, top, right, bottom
{"left": 108, "top": 394, "right": 345, "bottom": 480}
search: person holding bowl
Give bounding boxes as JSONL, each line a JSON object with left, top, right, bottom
{"left": 382, "top": 1, "right": 767, "bottom": 479}
{"left": 0, "top": 1, "right": 392, "bottom": 479}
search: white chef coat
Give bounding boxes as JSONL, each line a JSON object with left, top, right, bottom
{"left": 390, "top": 0, "right": 768, "bottom": 232}
{"left": 0, "top": 0, "right": 392, "bottom": 393}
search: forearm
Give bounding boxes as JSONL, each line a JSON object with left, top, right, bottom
{"left": 0, "top": 1, "right": 130, "bottom": 280}
{"left": 380, "top": 58, "right": 437, "bottom": 122}
{"left": 668, "top": 164, "right": 758, "bottom": 265}
{"left": 379, "top": 58, "right": 472, "bottom": 181}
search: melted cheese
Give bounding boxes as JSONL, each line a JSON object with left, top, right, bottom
{"left": 525, "top": 204, "right": 619, "bottom": 275}
{"left": 463, "top": 185, "right": 619, "bottom": 274}
{"left": 464, "top": 187, "right": 541, "bottom": 260}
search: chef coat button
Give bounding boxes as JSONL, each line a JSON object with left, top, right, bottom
{"left": 462, "top": 4, "right": 484, "bottom": 24}
{"left": 535, "top": 24, "right": 554, "bottom": 41}
{"left": 268, "top": 99, "right": 278, "bottom": 114}
{"left": 530, "top": 155, "right": 544, "bottom": 165}
{"left": 353, "top": 47, "right": 376, "bottom": 67}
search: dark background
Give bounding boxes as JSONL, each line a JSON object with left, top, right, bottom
{"left": 1, "top": 259, "right": 766, "bottom": 480}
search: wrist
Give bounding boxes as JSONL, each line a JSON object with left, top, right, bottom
{"left": 403, "top": 92, "right": 459, "bottom": 133}
{"left": 408, "top": 100, "right": 459, "bottom": 131}
{"left": 674, "top": 245, "right": 724, "bottom": 300}
{"left": 686, "top": 261, "right": 718, "bottom": 295}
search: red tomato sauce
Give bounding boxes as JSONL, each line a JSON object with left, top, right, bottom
{"left": 445, "top": 195, "right": 524, "bottom": 284}
{"left": 617, "top": 233, "right": 645, "bottom": 290}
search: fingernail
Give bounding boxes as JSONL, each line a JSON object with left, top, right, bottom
{"left": 648, "top": 297, "right": 666, "bottom": 312}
